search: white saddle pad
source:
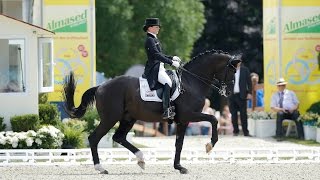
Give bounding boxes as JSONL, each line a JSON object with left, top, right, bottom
{"left": 139, "top": 72, "right": 180, "bottom": 102}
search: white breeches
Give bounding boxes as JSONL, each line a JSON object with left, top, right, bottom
{"left": 158, "top": 63, "right": 172, "bottom": 87}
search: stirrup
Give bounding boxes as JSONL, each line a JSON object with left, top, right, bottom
{"left": 163, "top": 107, "right": 176, "bottom": 119}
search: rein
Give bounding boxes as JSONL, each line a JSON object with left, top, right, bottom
{"left": 176, "top": 56, "right": 237, "bottom": 97}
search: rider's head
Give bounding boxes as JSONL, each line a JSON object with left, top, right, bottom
{"left": 143, "top": 18, "right": 161, "bottom": 34}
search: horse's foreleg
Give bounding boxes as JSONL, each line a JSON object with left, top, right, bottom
{"left": 112, "top": 120, "right": 145, "bottom": 169}
{"left": 174, "top": 123, "right": 188, "bottom": 174}
{"left": 185, "top": 112, "right": 218, "bottom": 153}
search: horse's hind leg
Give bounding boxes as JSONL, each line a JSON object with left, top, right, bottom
{"left": 88, "top": 120, "right": 117, "bottom": 174}
{"left": 112, "top": 119, "right": 145, "bottom": 169}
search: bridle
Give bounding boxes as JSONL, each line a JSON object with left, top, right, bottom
{"left": 177, "top": 56, "right": 238, "bottom": 97}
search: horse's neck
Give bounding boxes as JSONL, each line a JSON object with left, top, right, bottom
{"left": 182, "top": 54, "right": 224, "bottom": 95}
{"left": 184, "top": 55, "right": 217, "bottom": 81}
{"left": 182, "top": 65, "right": 215, "bottom": 95}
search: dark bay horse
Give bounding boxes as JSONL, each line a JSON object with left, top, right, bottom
{"left": 63, "top": 50, "right": 240, "bottom": 174}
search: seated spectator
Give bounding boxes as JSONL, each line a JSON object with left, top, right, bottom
{"left": 271, "top": 78, "right": 304, "bottom": 141}
{"left": 248, "top": 72, "right": 264, "bottom": 108}
{"left": 218, "top": 105, "right": 233, "bottom": 135}
{"left": 199, "top": 98, "right": 215, "bottom": 135}
{"left": 186, "top": 122, "right": 201, "bottom": 136}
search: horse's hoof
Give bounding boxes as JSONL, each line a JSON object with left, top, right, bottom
{"left": 138, "top": 161, "right": 145, "bottom": 170}
{"left": 179, "top": 167, "right": 189, "bottom": 174}
{"left": 100, "top": 170, "right": 109, "bottom": 174}
{"left": 205, "top": 142, "right": 213, "bottom": 154}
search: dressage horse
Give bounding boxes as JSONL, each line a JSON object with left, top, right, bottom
{"left": 63, "top": 50, "right": 240, "bottom": 174}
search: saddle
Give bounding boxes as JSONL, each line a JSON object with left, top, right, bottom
{"left": 139, "top": 70, "right": 180, "bottom": 102}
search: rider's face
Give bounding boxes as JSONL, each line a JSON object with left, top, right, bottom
{"left": 148, "top": 26, "right": 160, "bottom": 35}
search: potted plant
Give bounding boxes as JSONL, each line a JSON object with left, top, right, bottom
{"left": 298, "top": 112, "right": 318, "bottom": 140}
{"left": 248, "top": 111, "right": 276, "bottom": 138}
{"left": 316, "top": 116, "right": 320, "bottom": 143}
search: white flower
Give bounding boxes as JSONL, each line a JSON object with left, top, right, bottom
{"left": 12, "top": 142, "right": 18, "bottom": 148}
{"left": 11, "top": 136, "right": 19, "bottom": 144}
{"left": 27, "top": 130, "right": 37, "bottom": 137}
{"left": 26, "top": 137, "right": 34, "bottom": 147}
{"left": 0, "top": 138, "right": 6, "bottom": 145}
{"left": 35, "top": 138, "right": 42, "bottom": 145}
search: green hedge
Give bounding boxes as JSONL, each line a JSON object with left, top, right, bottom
{"left": 0, "top": 116, "right": 6, "bottom": 131}
{"left": 307, "top": 101, "right": 320, "bottom": 114}
{"left": 10, "top": 114, "right": 39, "bottom": 132}
{"left": 39, "top": 104, "right": 60, "bottom": 126}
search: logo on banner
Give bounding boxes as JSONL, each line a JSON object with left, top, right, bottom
{"left": 266, "top": 17, "right": 276, "bottom": 35}
{"left": 284, "top": 13, "right": 320, "bottom": 33}
{"left": 47, "top": 10, "right": 88, "bottom": 32}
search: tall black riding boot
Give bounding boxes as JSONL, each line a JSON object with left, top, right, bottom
{"left": 162, "top": 84, "right": 175, "bottom": 120}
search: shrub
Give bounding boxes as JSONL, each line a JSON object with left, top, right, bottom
{"left": 10, "top": 114, "right": 40, "bottom": 132}
{"left": 39, "top": 93, "right": 48, "bottom": 104}
{"left": 0, "top": 117, "right": 6, "bottom": 131}
{"left": 37, "top": 125, "right": 64, "bottom": 149}
{"left": 61, "top": 119, "right": 86, "bottom": 149}
{"left": 39, "top": 103, "right": 60, "bottom": 126}
{"left": 298, "top": 112, "right": 319, "bottom": 126}
{"left": 80, "top": 108, "right": 100, "bottom": 134}
{"left": 0, "top": 125, "right": 64, "bottom": 149}
{"left": 307, "top": 101, "right": 320, "bottom": 114}
{"left": 248, "top": 111, "right": 276, "bottom": 120}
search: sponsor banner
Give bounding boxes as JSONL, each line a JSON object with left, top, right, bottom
{"left": 264, "top": 0, "right": 320, "bottom": 113}
{"left": 43, "top": 0, "right": 95, "bottom": 106}
{"left": 263, "top": 0, "right": 279, "bottom": 111}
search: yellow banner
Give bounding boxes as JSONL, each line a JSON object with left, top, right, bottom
{"left": 44, "top": 0, "right": 91, "bottom": 5}
{"left": 43, "top": 0, "right": 96, "bottom": 107}
{"left": 264, "top": 1, "right": 320, "bottom": 113}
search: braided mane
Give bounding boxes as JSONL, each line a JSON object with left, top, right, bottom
{"left": 184, "top": 49, "right": 230, "bottom": 68}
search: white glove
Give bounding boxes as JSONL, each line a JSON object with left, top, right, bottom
{"left": 172, "top": 56, "right": 181, "bottom": 62}
{"left": 172, "top": 61, "right": 180, "bottom": 68}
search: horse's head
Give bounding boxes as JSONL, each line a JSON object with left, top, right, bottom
{"left": 183, "top": 50, "right": 241, "bottom": 97}
{"left": 210, "top": 53, "right": 241, "bottom": 97}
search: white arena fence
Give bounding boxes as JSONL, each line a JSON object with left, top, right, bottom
{"left": 0, "top": 147, "right": 320, "bottom": 166}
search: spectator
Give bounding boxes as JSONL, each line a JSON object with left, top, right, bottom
{"left": 228, "top": 61, "right": 252, "bottom": 136}
{"left": 218, "top": 105, "right": 233, "bottom": 135}
{"left": 271, "top": 78, "right": 304, "bottom": 141}
{"left": 247, "top": 72, "right": 264, "bottom": 108}
{"left": 186, "top": 122, "right": 201, "bottom": 136}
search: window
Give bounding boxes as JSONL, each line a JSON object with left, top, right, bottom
{"left": 0, "top": 39, "right": 26, "bottom": 93}
{"left": 0, "top": 0, "right": 32, "bottom": 23}
{"left": 39, "top": 38, "right": 54, "bottom": 92}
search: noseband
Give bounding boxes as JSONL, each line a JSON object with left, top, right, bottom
{"left": 178, "top": 56, "right": 237, "bottom": 97}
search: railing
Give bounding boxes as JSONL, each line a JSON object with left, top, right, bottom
{"left": 1, "top": 147, "right": 319, "bottom": 165}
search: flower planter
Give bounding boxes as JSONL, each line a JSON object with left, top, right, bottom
{"left": 248, "top": 118, "right": 256, "bottom": 136}
{"left": 255, "top": 119, "right": 276, "bottom": 138}
{"left": 303, "top": 125, "right": 317, "bottom": 141}
{"left": 316, "top": 128, "right": 320, "bottom": 143}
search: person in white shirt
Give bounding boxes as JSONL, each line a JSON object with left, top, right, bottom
{"left": 271, "top": 78, "right": 304, "bottom": 141}
{"left": 228, "top": 61, "right": 252, "bottom": 136}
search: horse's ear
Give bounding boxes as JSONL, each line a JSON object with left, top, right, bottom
{"left": 230, "top": 55, "right": 242, "bottom": 67}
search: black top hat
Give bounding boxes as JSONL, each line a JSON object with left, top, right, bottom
{"left": 143, "top": 18, "right": 161, "bottom": 32}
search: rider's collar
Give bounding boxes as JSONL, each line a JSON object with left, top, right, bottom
{"left": 147, "top": 32, "right": 157, "bottom": 39}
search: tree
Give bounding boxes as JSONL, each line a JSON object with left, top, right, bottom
{"left": 193, "top": 0, "right": 263, "bottom": 79}
{"left": 96, "top": 0, "right": 134, "bottom": 77}
{"left": 96, "top": 0, "right": 205, "bottom": 77}
{"left": 192, "top": 0, "right": 263, "bottom": 110}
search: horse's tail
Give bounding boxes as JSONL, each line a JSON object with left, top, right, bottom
{"left": 63, "top": 71, "right": 98, "bottom": 118}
